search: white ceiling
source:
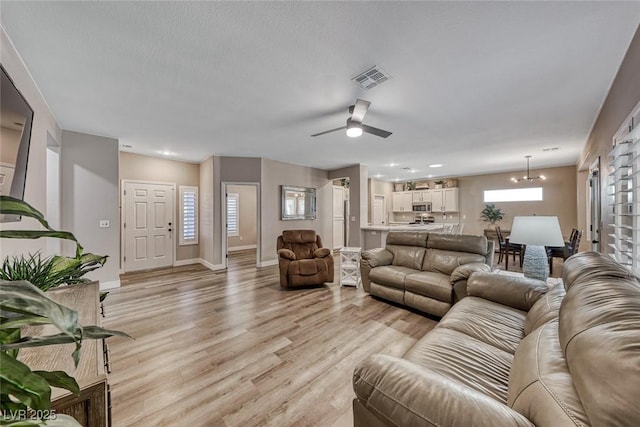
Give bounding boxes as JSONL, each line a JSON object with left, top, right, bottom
{"left": 2, "top": 1, "right": 640, "bottom": 181}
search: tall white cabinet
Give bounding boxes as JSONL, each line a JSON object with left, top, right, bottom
{"left": 332, "top": 186, "right": 345, "bottom": 249}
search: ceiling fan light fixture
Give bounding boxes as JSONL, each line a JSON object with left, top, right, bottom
{"left": 346, "top": 119, "right": 362, "bottom": 137}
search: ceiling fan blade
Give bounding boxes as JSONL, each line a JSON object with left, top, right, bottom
{"left": 310, "top": 126, "right": 347, "bottom": 137}
{"left": 351, "top": 99, "right": 371, "bottom": 123}
{"left": 362, "top": 124, "right": 392, "bottom": 138}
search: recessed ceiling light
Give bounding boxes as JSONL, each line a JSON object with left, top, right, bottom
{"left": 388, "top": 162, "right": 397, "bottom": 167}
{"left": 158, "top": 150, "right": 176, "bottom": 156}
{"left": 427, "top": 174, "right": 433, "bottom": 178}
{"left": 374, "top": 174, "right": 384, "bottom": 178}
{"left": 429, "top": 164, "right": 443, "bottom": 168}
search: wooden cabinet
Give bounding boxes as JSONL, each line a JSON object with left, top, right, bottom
{"left": 431, "top": 188, "right": 459, "bottom": 212}
{"left": 412, "top": 190, "right": 431, "bottom": 203}
{"left": 19, "top": 283, "right": 109, "bottom": 427}
{"left": 392, "top": 191, "right": 413, "bottom": 212}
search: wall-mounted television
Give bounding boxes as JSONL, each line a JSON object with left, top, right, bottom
{"left": 1, "top": 63, "right": 34, "bottom": 222}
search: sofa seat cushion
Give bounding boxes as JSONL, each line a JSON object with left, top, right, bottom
{"left": 369, "top": 266, "right": 416, "bottom": 290}
{"left": 508, "top": 321, "right": 590, "bottom": 427}
{"left": 405, "top": 271, "right": 452, "bottom": 302}
{"left": 422, "top": 248, "right": 487, "bottom": 275}
{"left": 437, "top": 297, "right": 526, "bottom": 354}
{"left": 404, "top": 328, "right": 513, "bottom": 403}
{"left": 289, "top": 258, "right": 321, "bottom": 276}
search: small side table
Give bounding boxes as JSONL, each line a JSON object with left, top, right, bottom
{"left": 340, "top": 247, "right": 362, "bottom": 287}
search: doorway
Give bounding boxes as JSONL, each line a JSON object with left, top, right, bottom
{"left": 222, "top": 182, "right": 260, "bottom": 268}
{"left": 587, "top": 158, "right": 601, "bottom": 252}
{"left": 121, "top": 180, "right": 175, "bottom": 272}
{"left": 372, "top": 194, "right": 386, "bottom": 225}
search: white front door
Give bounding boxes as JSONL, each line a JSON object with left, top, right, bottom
{"left": 123, "top": 182, "right": 174, "bottom": 272}
{"left": 373, "top": 195, "right": 385, "bottom": 225}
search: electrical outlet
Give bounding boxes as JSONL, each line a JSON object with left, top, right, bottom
{"left": 99, "top": 220, "right": 110, "bottom": 228}
{"left": 351, "top": 216, "right": 356, "bottom": 221}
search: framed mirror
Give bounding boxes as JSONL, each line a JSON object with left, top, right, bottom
{"left": 1, "top": 64, "right": 34, "bottom": 222}
{"left": 281, "top": 185, "right": 316, "bottom": 220}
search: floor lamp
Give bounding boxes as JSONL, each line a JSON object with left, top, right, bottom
{"left": 508, "top": 216, "right": 564, "bottom": 281}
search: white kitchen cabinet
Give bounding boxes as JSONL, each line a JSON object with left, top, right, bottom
{"left": 392, "top": 191, "right": 413, "bottom": 212}
{"left": 431, "top": 188, "right": 459, "bottom": 212}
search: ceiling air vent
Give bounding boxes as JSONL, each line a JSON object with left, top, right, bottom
{"left": 352, "top": 66, "right": 391, "bottom": 90}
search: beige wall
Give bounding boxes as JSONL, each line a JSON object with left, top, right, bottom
{"left": 262, "top": 158, "right": 331, "bottom": 262}
{"left": 0, "top": 27, "right": 62, "bottom": 258}
{"left": 119, "top": 152, "right": 200, "bottom": 261}
{"left": 199, "top": 157, "right": 215, "bottom": 266}
{"left": 458, "top": 165, "right": 578, "bottom": 238}
{"left": 227, "top": 184, "right": 257, "bottom": 248}
{"left": 61, "top": 131, "right": 120, "bottom": 286}
{"left": 578, "top": 26, "right": 640, "bottom": 253}
{"left": 0, "top": 127, "right": 21, "bottom": 164}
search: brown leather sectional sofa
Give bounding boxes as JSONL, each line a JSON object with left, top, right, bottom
{"left": 360, "top": 232, "right": 494, "bottom": 317}
{"left": 353, "top": 251, "right": 640, "bottom": 426}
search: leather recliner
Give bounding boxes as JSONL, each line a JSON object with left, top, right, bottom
{"left": 277, "top": 230, "right": 334, "bottom": 288}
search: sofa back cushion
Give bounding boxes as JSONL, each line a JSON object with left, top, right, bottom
{"left": 558, "top": 252, "right": 640, "bottom": 426}
{"left": 386, "top": 231, "right": 428, "bottom": 247}
{"left": 508, "top": 321, "right": 590, "bottom": 427}
{"left": 278, "top": 230, "right": 320, "bottom": 260}
{"left": 387, "top": 245, "right": 426, "bottom": 270}
{"left": 422, "top": 249, "right": 486, "bottom": 276}
{"left": 427, "top": 233, "right": 488, "bottom": 256}
{"left": 524, "top": 283, "right": 565, "bottom": 335}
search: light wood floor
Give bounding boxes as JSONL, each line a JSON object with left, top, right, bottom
{"left": 104, "top": 250, "right": 438, "bottom": 426}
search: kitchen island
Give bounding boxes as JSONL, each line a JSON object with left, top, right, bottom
{"left": 361, "top": 223, "right": 454, "bottom": 250}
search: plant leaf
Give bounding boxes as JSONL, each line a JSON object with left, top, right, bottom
{"left": 32, "top": 371, "right": 80, "bottom": 396}
{"left": 0, "top": 353, "right": 51, "bottom": 411}
{"left": 0, "top": 315, "right": 52, "bottom": 330}
{"left": 0, "top": 326, "right": 132, "bottom": 351}
{"left": 0, "top": 281, "right": 78, "bottom": 340}
{"left": 0, "top": 232, "right": 82, "bottom": 258}
{"left": 0, "top": 196, "right": 52, "bottom": 230}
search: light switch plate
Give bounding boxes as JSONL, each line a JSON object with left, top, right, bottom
{"left": 99, "top": 220, "right": 110, "bottom": 228}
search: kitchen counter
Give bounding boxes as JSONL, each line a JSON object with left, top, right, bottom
{"left": 360, "top": 223, "right": 453, "bottom": 250}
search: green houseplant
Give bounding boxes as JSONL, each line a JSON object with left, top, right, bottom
{"left": 480, "top": 203, "right": 504, "bottom": 227}
{"left": 0, "top": 196, "right": 129, "bottom": 425}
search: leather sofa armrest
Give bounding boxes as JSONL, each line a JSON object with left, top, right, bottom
{"left": 278, "top": 248, "right": 296, "bottom": 260}
{"left": 467, "top": 272, "right": 549, "bottom": 311}
{"left": 361, "top": 248, "right": 393, "bottom": 267}
{"left": 353, "top": 355, "right": 534, "bottom": 427}
{"left": 314, "top": 248, "right": 331, "bottom": 258}
{"left": 450, "top": 262, "right": 492, "bottom": 284}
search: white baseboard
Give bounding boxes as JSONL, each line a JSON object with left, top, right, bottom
{"left": 228, "top": 244, "right": 257, "bottom": 252}
{"left": 199, "top": 258, "right": 226, "bottom": 271}
{"left": 258, "top": 259, "right": 278, "bottom": 268}
{"left": 100, "top": 280, "right": 121, "bottom": 291}
{"left": 173, "top": 258, "right": 201, "bottom": 267}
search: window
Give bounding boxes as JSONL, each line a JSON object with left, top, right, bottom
{"left": 227, "top": 193, "right": 239, "bottom": 237}
{"left": 483, "top": 187, "right": 543, "bottom": 203}
{"left": 179, "top": 186, "right": 198, "bottom": 245}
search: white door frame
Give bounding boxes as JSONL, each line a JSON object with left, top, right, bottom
{"left": 221, "top": 182, "right": 261, "bottom": 268}
{"left": 120, "top": 179, "right": 176, "bottom": 273}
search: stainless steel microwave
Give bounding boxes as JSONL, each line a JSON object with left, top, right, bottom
{"left": 412, "top": 203, "right": 432, "bottom": 212}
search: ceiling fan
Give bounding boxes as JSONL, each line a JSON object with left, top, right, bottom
{"left": 310, "top": 99, "right": 392, "bottom": 139}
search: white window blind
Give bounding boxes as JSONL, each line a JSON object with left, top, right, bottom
{"left": 227, "top": 193, "right": 239, "bottom": 237}
{"left": 179, "top": 186, "right": 198, "bottom": 245}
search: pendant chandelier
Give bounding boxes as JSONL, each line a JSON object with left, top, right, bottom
{"left": 511, "top": 155, "right": 545, "bottom": 183}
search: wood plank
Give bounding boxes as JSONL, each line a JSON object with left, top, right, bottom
{"left": 103, "top": 250, "right": 437, "bottom": 426}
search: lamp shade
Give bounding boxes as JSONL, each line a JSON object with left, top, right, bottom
{"left": 508, "top": 216, "right": 564, "bottom": 247}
